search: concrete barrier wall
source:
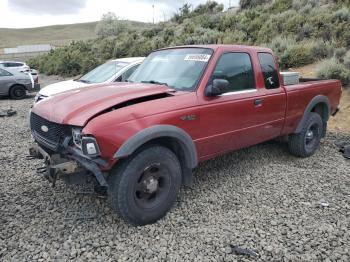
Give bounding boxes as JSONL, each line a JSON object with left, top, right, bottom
{"left": 0, "top": 51, "right": 50, "bottom": 62}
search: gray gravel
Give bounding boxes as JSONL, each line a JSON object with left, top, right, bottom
{"left": 1, "top": 88, "right": 350, "bottom": 261}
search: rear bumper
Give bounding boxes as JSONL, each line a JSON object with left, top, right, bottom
{"left": 28, "top": 83, "right": 40, "bottom": 92}
{"left": 25, "top": 83, "right": 40, "bottom": 92}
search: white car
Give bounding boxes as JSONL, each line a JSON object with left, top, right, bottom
{"left": 0, "top": 61, "right": 30, "bottom": 72}
{"left": 35, "top": 57, "right": 145, "bottom": 103}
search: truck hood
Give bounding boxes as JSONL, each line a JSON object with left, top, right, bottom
{"left": 39, "top": 79, "right": 90, "bottom": 96}
{"left": 31, "top": 82, "right": 174, "bottom": 126}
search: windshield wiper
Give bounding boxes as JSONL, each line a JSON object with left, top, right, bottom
{"left": 141, "top": 80, "right": 168, "bottom": 86}
{"left": 75, "top": 79, "right": 91, "bottom": 84}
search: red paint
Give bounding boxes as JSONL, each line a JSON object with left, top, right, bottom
{"left": 32, "top": 45, "right": 342, "bottom": 168}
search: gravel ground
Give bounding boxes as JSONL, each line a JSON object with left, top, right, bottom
{"left": 0, "top": 86, "right": 350, "bottom": 261}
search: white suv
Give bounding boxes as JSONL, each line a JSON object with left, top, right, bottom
{"left": 0, "top": 61, "right": 30, "bottom": 72}
{"left": 35, "top": 57, "right": 144, "bottom": 103}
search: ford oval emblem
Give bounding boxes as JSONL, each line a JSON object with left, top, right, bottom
{"left": 41, "top": 125, "right": 49, "bottom": 132}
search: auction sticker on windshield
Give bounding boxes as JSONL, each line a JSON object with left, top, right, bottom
{"left": 184, "top": 54, "right": 211, "bottom": 62}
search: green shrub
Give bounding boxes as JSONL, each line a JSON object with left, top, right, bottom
{"left": 334, "top": 47, "right": 347, "bottom": 61}
{"left": 95, "top": 12, "right": 127, "bottom": 38}
{"left": 271, "top": 0, "right": 293, "bottom": 12}
{"left": 279, "top": 43, "right": 315, "bottom": 68}
{"left": 310, "top": 41, "right": 334, "bottom": 59}
{"left": 344, "top": 51, "right": 350, "bottom": 69}
{"left": 221, "top": 30, "right": 247, "bottom": 44}
{"left": 267, "top": 36, "right": 295, "bottom": 57}
{"left": 333, "top": 7, "right": 350, "bottom": 22}
{"left": 239, "top": 0, "right": 271, "bottom": 9}
{"left": 316, "top": 58, "right": 350, "bottom": 85}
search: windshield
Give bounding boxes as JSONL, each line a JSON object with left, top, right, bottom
{"left": 79, "top": 61, "right": 129, "bottom": 83}
{"left": 129, "top": 48, "right": 213, "bottom": 91}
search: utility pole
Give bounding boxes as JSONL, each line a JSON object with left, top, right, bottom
{"left": 152, "top": 1, "right": 155, "bottom": 24}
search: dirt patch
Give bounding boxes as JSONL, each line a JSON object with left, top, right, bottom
{"left": 288, "top": 61, "right": 324, "bottom": 78}
{"left": 328, "top": 89, "right": 350, "bottom": 133}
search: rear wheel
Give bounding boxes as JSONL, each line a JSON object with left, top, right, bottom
{"left": 288, "top": 112, "right": 323, "bottom": 157}
{"left": 9, "top": 85, "right": 26, "bottom": 99}
{"left": 108, "top": 145, "right": 182, "bottom": 226}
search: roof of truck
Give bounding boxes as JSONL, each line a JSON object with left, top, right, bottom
{"left": 157, "top": 44, "right": 272, "bottom": 53}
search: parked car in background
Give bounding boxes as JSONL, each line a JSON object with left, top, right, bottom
{"left": 0, "top": 61, "right": 30, "bottom": 72}
{"left": 34, "top": 57, "right": 144, "bottom": 103}
{"left": 29, "top": 45, "right": 341, "bottom": 225}
{"left": 0, "top": 67, "right": 40, "bottom": 99}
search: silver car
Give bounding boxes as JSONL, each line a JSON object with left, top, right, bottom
{"left": 0, "top": 68, "right": 40, "bottom": 99}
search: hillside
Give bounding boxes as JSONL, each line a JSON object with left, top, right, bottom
{"left": 0, "top": 20, "right": 149, "bottom": 48}
{"left": 28, "top": 0, "right": 350, "bottom": 83}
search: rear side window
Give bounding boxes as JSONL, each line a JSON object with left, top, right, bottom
{"left": 258, "top": 53, "right": 280, "bottom": 89}
{"left": 212, "top": 52, "right": 255, "bottom": 93}
{"left": 0, "top": 68, "right": 12, "bottom": 76}
{"left": 6, "top": 62, "right": 23, "bottom": 67}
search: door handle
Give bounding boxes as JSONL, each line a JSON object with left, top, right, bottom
{"left": 254, "top": 98, "right": 263, "bottom": 106}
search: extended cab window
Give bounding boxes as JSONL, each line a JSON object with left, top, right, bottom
{"left": 212, "top": 52, "right": 255, "bottom": 93}
{"left": 258, "top": 52, "right": 280, "bottom": 89}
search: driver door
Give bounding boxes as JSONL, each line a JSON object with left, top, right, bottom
{"left": 197, "top": 52, "right": 265, "bottom": 158}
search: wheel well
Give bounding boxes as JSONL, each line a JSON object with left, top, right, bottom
{"left": 311, "top": 102, "right": 329, "bottom": 123}
{"left": 9, "top": 84, "right": 25, "bottom": 94}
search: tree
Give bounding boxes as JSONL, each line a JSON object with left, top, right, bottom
{"left": 95, "top": 12, "right": 126, "bottom": 38}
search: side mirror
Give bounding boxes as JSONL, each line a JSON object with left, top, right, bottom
{"left": 205, "top": 79, "right": 230, "bottom": 97}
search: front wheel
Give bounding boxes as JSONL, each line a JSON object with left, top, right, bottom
{"left": 108, "top": 145, "right": 182, "bottom": 226}
{"left": 288, "top": 112, "right": 323, "bottom": 157}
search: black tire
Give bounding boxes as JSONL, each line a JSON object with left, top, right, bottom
{"left": 108, "top": 145, "right": 182, "bottom": 226}
{"left": 9, "top": 85, "right": 26, "bottom": 99}
{"left": 288, "top": 112, "right": 323, "bottom": 157}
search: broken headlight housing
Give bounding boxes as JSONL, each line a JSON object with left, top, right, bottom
{"left": 72, "top": 128, "right": 82, "bottom": 149}
{"left": 72, "top": 128, "right": 100, "bottom": 157}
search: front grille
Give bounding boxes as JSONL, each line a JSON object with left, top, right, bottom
{"left": 30, "top": 112, "right": 70, "bottom": 150}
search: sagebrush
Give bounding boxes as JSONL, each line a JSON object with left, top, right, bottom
{"left": 28, "top": 0, "right": 350, "bottom": 77}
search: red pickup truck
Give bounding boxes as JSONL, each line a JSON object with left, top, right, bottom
{"left": 29, "top": 45, "right": 342, "bottom": 225}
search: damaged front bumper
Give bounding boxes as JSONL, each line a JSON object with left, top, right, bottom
{"left": 28, "top": 140, "right": 108, "bottom": 188}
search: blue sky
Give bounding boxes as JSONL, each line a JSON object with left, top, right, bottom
{"left": 0, "top": 0, "right": 239, "bottom": 28}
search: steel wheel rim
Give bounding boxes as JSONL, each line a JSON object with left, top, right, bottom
{"left": 14, "top": 88, "right": 25, "bottom": 98}
{"left": 134, "top": 163, "right": 172, "bottom": 209}
{"left": 305, "top": 123, "right": 320, "bottom": 150}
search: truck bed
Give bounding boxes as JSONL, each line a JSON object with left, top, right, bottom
{"left": 282, "top": 78, "right": 342, "bottom": 135}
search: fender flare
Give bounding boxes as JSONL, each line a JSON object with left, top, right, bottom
{"left": 113, "top": 125, "right": 198, "bottom": 169}
{"left": 295, "top": 95, "right": 330, "bottom": 133}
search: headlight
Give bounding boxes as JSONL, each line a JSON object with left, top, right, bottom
{"left": 81, "top": 136, "right": 100, "bottom": 157}
{"left": 34, "top": 93, "right": 40, "bottom": 102}
{"left": 72, "top": 128, "right": 82, "bottom": 149}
